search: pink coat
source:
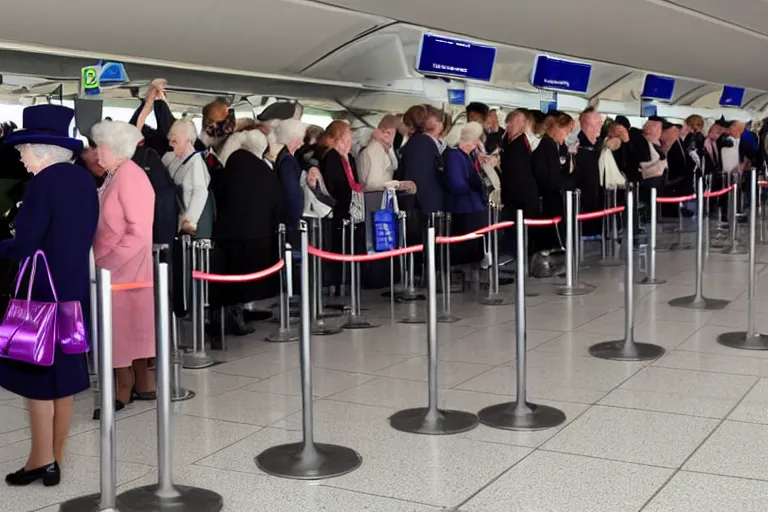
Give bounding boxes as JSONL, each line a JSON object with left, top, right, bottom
{"left": 93, "top": 159, "right": 156, "bottom": 368}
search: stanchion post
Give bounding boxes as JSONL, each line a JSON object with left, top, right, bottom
{"left": 637, "top": 187, "right": 666, "bottom": 285}
{"left": 267, "top": 224, "right": 298, "bottom": 342}
{"left": 256, "top": 221, "right": 363, "bottom": 479}
{"left": 589, "top": 184, "right": 666, "bottom": 361}
{"left": 438, "top": 213, "right": 460, "bottom": 323}
{"left": 183, "top": 240, "right": 215, "bottom": 369}
{"left": 478, "top": 210, "right": 567, "bottom": 430}
{"left": 723, "top": 173, "right": 747, "bottom": 254}
{"left": 89, "top": 249, "right": 101, "bottom": 417}
{"left": 669, "top": 176, "right": 731, "bottom": 310}
{"left": 718, "top": 167, "right": 768, "bottom": 349}
{"left": 116, "top": 262, "right": 223, "bottom": 511}
{"left": 310, "top": 218, "right": 342, "bottom": 336}
{"left": 480, "top": 203, "right": 509, "bottom": 306}
{"left": 668, "top": 201, "right": 692, "bottom": 251}
{"left": 342, "top": 221, "right": 379, "bottom": 329}
{"left": 389, "top": 224, "right": 479, "bottom": 435}
{"left": 558, "top": 191, "right": 595, "bottom": 296}
{"left": 61, "top": 270, "right": 121, "bottom": 512}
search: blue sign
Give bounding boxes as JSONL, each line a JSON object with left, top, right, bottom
{"left": 416, "top": 34, "right": 497, "bottom": 82}
{"left": 531, "top": 55, "right": 592, "bottom": 95}
{"left": 98, "top": 61, "right": 129, "bottom": 84}
{"left": 447, "top": 89, "right": 466, "bottom": 105}
{"left": 539, "top": 90, "right": 558, "bottom": 114}
{"left": 642, "top": 74, "right": 675, "bottom": 101}
{"left": 720, "top": 85, "right": 745, "bottom": 107}
{"left": 641, "top": 100, "right": 658, "bottom": 118}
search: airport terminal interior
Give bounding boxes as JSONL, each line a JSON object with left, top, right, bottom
{"left": 2, "top": 0, "right": 768, "bottom": 511}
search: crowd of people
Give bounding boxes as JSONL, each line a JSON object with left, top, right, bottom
{"left": 0, "top": 77, "right": 763, "bottom": 488}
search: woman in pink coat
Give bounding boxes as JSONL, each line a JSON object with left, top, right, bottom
{"left": 90, "top": 121, "right": 156, "bottom": 411}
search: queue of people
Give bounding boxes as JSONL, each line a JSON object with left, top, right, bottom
{"left": 0, "top": 80, "right": 764, "bottom": 489}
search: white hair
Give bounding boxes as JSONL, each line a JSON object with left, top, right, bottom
{"left": 169, "top": 119, "right": 198, "bottom": 144}
{"left": 218, "top": 130, "right": 269, "bottom": 165}
{"left": 274, "top": 119, "right": 308, "bottom": 145}
{"left": 460, "top": 122, "right": 485, "bottom": 146}
{"left": 22, "top": 144, "right": 74, "bottom": 164}
{"left": 91, "top": 121, "right": 143, "bottom": 159}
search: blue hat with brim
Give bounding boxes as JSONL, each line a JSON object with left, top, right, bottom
{"left": 4, "top": 104, "right": 84, "bottom": 156}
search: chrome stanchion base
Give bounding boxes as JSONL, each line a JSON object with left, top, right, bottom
{"left": 717, "top": 331, "right": 768, "bottom": 350}
{"left": 668, "top": 295, "right": 730, "bottom": 310}
{"left": 722, "top": 243, "right": 748, "bottom": 255}
{"left": 398, "top": 315, "right": 425, "bottom": 325}
{"left": 182, "top": 351, "right": 215, "bottom": 370}
{"left": 478, "top": 295, "right": 511, "bottom": 306}
{"left": 668, "top": 242, "right": 694, "bottom": 251}
{"left": 59, "top": 494, "right": 120, "bottom": 512}
{"left": 597, "top": 258, "right": 623, "bottom": 267}
{"left": 437, "top": 313, "right": 462, "bottom": 324}
{"left": 478, "top": 402, "right": 566, "bottom": 431}
{"left": 265, "top": 329, "right": 299, "bottom": 343}
{"left": 341, "top": 317, "right": 380, "bottom": 330}
{"left": 636, "top": 277, "right": 667, "bottom": 285}
{"left": 310, "top": 321, "right": 342, "bottom": 336}
{"left": 255, "top": 442, "right": 362, "bottom": 480}
{"left": 396, "top": 292, "right": 427, "bottom": 302}
{"left": 588, "top": 340, "right": 665, "bottom": 361}
{"left": 171, "top": 388, "right": 196, "bottom": 402}
{"left": 557, "top": 283, "right": 596, "bottom": 296}
{"left": 117, "top": 485, "right": 223, "bottom": 511}
{"left": 389, "top": 407, "right": 478, "bottom": 435}
{"left": 268, "top": 316, "right": 300, "bottom": 325}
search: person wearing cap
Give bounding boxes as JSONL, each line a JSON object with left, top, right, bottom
{"left": 0, "top": 104, "right": 99, "bottom": 487}
{"left": 466, "top": 102, "right": 489, "bottom": 125}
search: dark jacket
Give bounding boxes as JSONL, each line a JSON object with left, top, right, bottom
{"left": 485, "top": 128, "right": 505, "bottom": 154}
{"left": 275, "top": 146, "right": 304, "bottom": 230}
{"left": 532, "top": 135, "right": 575, "bottom": 194}
{"left": 320, "top": 148, "right": 356, "bottom": 221}
{"left": 400, "top": 134, "right": 444, "bottom": 214}
{"left": 665, "top": 139, "right": 693, "bottom": 194}
{"left": 443, "top": 147, "right": 486, "bottom": 214}
{"left": 500, "top": 134, "right": 539, "bottom": 218}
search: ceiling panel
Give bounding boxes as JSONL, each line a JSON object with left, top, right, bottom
{"left": 666, "top": 0, "right": 768, "bottom": 36}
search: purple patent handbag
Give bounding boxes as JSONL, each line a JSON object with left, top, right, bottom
{"left": 0, "top": 250, "right": 88, "bottom": 366}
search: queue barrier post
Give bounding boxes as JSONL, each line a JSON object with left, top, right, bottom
{"left": 88, "top": 248, "right": 102, "bottom": 418}
{"left": 267, "top": 224, "right": 299, "bottom": 342}
{"left": 310, "top": 218, "right": 342, "bottom": 336}
{"left": 478, "top": 210, "right": 567, "bottom": 430}
{"left": 438, "top": 212, "right": 461, "bottom": 323}
{"left": 598, "top": 189, "right": 622, "bottom": 267}
{"left": 669, "top": 175, "right": 731, "bottom": 310}
{"left": 558, "top": 190, "right": 595, "bottom": 296}
{"left": 637, "top": 187, "right": 666, "bottom": 285}
{"left": 389, "top": 223, "right": 479, "bottom": 435}
{"left": 718, "top": 167, "right": 768, "bottom": 350}
{"left": 399, "top": 211, "right": 426, "bottom": 302}
{"left": 480, "top": 202, "right": 510, "bottom": 306}
{"left": 723, "top": 173, "right": 748, "bottom": 255}
{"left": 589, "top": 183, "right": 666, "bottom": 361}
{"left": 256, "top": 221, "right": 362, "bottom": 478}
{"left": 342, "top": 220, "right": 379, "bottom": 329}
{"left": 667, "top": 200, "right": 693, "bottom": 251}
{"left": 182, "top": 240, "right": 215, "bottom": 369}
{"left": 61, "top": 270, "right": 121, "bottom": 512}
{"left": 400, "top": 212, "right": 444, "bottom": 325}
{"left": 115, "top": 263, "right": 223, "bottom": 511}
{"left": 710, "top": 174, "right": 730, "bottom": 248}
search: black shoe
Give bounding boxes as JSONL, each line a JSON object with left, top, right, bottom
{"left": 5, "top": 461, "right": 60, "bottom": 487}
{"left": 92, "top": 400, "right": 126, "bottom": 421}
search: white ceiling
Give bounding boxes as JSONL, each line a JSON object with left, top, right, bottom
{"left": 0, "top": 0, "right": 766, "bottom": 112}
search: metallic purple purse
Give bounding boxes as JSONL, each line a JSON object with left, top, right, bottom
{"left": 0, "top": 250, "right": 88, "bottom": 367}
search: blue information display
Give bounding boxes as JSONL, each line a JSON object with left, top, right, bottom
{"left": 641, "top": 100, "right": 658, "bottom": 118}
{"left": 720, "top": 85, "right": 745, "bottom": 107}
{"left": 539, "top": 90, "right": 558, "bottom": 114}
{"left": 447, "top": 89, "right": 466, "bottom": 105}
{"left": 642, "top": 74, "right": 675, "bottom": 101}
{"left": 416, "top": 34, "right": 497, "bottom": 82}
{"left": 98, "top": 61, "right": 129, "bottom": 84}
{"left": 531, "top": 55, "right": 592, "bottom": 95}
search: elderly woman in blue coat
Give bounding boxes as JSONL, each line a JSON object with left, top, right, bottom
{"left": 0, "top": 105, "right": 99, "bottom": 487}
{"left": 443, "top": 121, "right": 488, "bottom": 265}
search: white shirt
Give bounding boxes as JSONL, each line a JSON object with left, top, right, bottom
{"left": 162, "top": 151, "right": 210, "bottom": 229}
{"left": 721, "top": 137, "right": 741, "bottom": 173}
{"left": 359, "top": 140, "right": 397, "bottom": 192}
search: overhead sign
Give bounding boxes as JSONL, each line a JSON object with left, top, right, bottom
{"left": 447, "top": 89, "right": 466, "bottom": 105}
{"left": 81, "top": 66, "right": 101, "bottom": 96}
{"left": 642, "top": 74, "right": 675, "bottom": 101}
{"left": 98, "top": 61, "right": 129, "bottom": 84}
{"left": 531, "top": 55, "right": 592, "bottom": 95}
{"left": 720, "top": 85, "right": 745, "bottom": 107}
{"left": 416, "top": 33, "right": 497, "bottom": 82}
{"left": 641, "top": 100, "right": 658, "bottom": 118}
{"left": 539, "top": 90, "right": 558, "bottom": 114}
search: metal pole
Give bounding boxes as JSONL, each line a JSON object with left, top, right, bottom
{"left": 575, "top": 189, "right": 584, "bottom": 269}
{"left": 61, "top": 270, "right": 122, "bottom": 512}
{"left": 255, "top": 221, "right": 363, "bottom": 479}
{"left": 558, "top": 191, "right": 594, "bottom": 296}
{"left": 668, "top": 201, "right": 692, "bottom": 251}
{"left": 723, "top": 175, "right": 747, "bottom": 254}
{"left": 267, "top": 225, "right": 298, "bottom": 343}
{"left": 590, "top": 184, "right": 666, "bottom": 361}
{"left": 89, "top": 249, "right": 100, "bottom": 416}
{"left": 478, "top": 210, "right": 566, "bottom": 430}
{"left": 669, "top": 176, "right": 730, "bottom": 310}
{"left": 310, "top": 218, "right": 342, "bottom": 336}
{"left": 390, "top": 224, "right": 479, "bottom": 435}
{"left": 342, "top": 221, "right": 379, "bottom": 329}
{"left": 341, "top": 219, "right": 348, "bottom": 298}
{"left": 599, "top": 190, "right": 622, "bottom": 267}
{"left": 637, "top": 187, "right": 666, "bottom": 285}
{"left": 480, "top": 203, "right": 509, "bottom": 306}
{"left": 718, "top": 167, "right": 768, "bottom": 350}
{"left": 438, "top": 212, "right": 460, "bottom": 323}
{"left": 398, "top": 212, "right": 425, "bottom": 302}
{"left": 182, "top": 241, "right": 215, "bottom": 369}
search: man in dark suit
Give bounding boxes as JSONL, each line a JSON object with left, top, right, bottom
{"left": 574, "top": 107, "right": 603, "bottom": 237}
{"left": 661, "top": 121, "right": 694, "bottom": 216}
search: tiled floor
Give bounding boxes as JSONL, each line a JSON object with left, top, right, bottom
{"left": 4, "top": 228, "right": 768, "bottom": 511}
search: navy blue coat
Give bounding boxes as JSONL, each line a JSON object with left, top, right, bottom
{"left": 275, "top": 147, "right": 304, "bottom": 231}
{"left": 0, "top": 162, "right": 99, "bottom": 400}
{"left": 443, "top": 148, "right": 486, "bottom": 214}
{"left": 400, "top": 134, "right": 444, "bottom": 214}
